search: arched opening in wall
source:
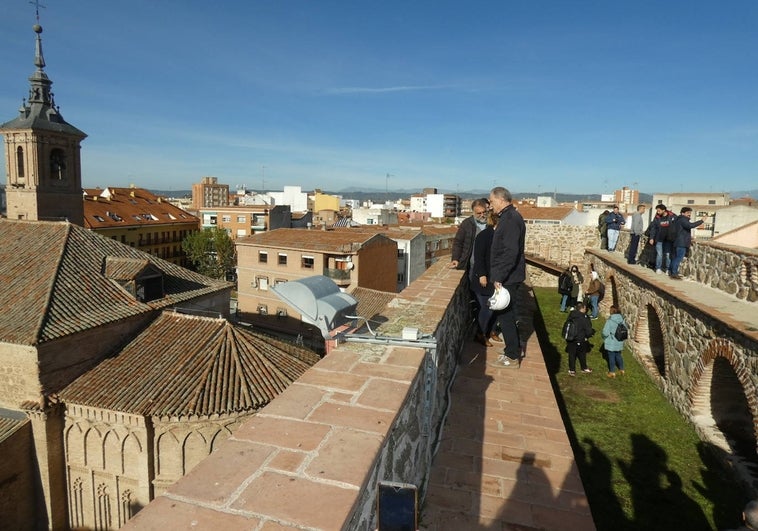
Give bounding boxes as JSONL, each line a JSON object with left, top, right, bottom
{"left": 691, "top": 356, "right": 758, "bottom": 473}
{"left": 602, "top": 275, "right": 619, "bottom": 315}
{"left": 634, "top": 303, "right": 666, "bottom": 378}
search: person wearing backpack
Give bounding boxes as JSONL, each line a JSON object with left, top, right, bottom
{"left": 602, "top": 305, "right": 628, "bottom": 378}
{"left": 558, "top": 267, "right": 574, "bottom": 312}
{"left": 564, "top": 302, "right": 595, "bottom": 376}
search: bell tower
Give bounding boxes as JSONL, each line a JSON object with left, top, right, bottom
{"left": 0, "top": 16, "right": 86, "bottom": 226}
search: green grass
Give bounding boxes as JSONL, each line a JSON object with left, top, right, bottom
{"left": 532, "top": 287, "right": 746, "bottom": 531}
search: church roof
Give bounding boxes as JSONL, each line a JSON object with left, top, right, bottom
{"left": 59, "top": 312, "right": 320, "bottom": 417}
{"left": 0, "top": 219, "right": 231, "bottom": 346}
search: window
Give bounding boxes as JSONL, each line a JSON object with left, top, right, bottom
{"left": 397, "top": 249, "right": 405, "bottom": 257}
{"left": 708, "top": 200, "right": 716, "bottom": 205}
{"left": 259, "top": 251, "right": 268, "bottom": 263}
{"left": 301, "top": 255, "right": 314, "bottom": 269}
{"left": 278, "top": 253, "right": 288, "bottom": 265}
{"left": 398, "top": 273, "right": 405, "bottom": 283}
{"left": 16, "top": 146, "right": 24, "bottom": 178}
{"left": 222, "top": 215, "right": 231, "bottom": 222}
{"left": 257, "top": 305, "right": 268, "bottom": 315}
{"left": 49, "top": 148, "right": 66, "bottom": 180}
{"left": 256, "top": 276, "right": 269, "bottom": 290}
{"left": 236, "top": 229, "right": 247, "bottom": 237}
{"left": 276, "top": 308, "right": 288, "bottom": 317}
{"left": 687, "top": 200, "right": 695, "bottom": 204}
{"left": 274, "top": 279, "right": 287, "bottom": 286}
{"left": 237, "top": 215, "right": 246, "bottom": 223}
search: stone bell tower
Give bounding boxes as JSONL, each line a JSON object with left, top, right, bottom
{"left": 0, "top": 20, "right": 86, "bottom": 226}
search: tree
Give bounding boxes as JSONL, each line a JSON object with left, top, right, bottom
{"left": 182, "top": 227, "right": 236, "bottom": 280}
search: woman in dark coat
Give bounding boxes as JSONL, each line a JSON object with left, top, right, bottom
{"left": 470, "top": 211, "right": 502, "bottom": 346}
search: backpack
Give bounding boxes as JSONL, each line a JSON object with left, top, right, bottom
{"left": 614, "top": 322, "right": 629, "bottom": 341}
{"left": 562, "top": 316, "right": 578, "bottom": 342}
{"left": 558, "top": 272, "right": 573, "bottom": 294}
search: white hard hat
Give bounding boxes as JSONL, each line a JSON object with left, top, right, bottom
{"left": 488, "top": 286, "right": 511, "bottom": 311}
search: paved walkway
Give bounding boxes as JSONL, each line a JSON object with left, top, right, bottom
{"left": 421, "top": 306, "right": 595, "bottom": 530}
{"left": 421, "top": 250, "right": 757, "bottom": 531}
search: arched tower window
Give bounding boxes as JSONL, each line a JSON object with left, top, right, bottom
{"left": 16, "top": 146, "right": 25, "bottom": 178}
{"left": 50, "top": 148, "right": 67, "bottom": 181}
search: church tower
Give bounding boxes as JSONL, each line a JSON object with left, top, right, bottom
{"left": 0, "top": 19, "right": 86, "bottom": 226}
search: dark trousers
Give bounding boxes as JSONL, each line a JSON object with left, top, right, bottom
{"left": 567, "top": 341, "right": 589, "bottom": 371}
{"left": 627, "top": 234, "right": 641, "bottom": 264}
{"left": 494, "top": 283, "right": 522, "bottom": 360}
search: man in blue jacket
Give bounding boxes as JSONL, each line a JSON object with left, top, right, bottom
{"left": 669, "top": 207, "right": 704, "bottom": 280}
{"left": 605, "top": 205, "right": 626, "bottom": 252}
{"left": 488, "top": 186, "right": 526, "bottom": 367}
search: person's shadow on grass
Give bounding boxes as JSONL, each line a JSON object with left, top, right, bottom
{"left": 618, "top": 434, "right": 710, "bottom": 530}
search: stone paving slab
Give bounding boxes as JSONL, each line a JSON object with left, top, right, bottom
{"left": 420, "top": 334, "right": 596, "bottom": 531}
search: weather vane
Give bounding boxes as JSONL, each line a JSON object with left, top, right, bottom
{"left": 30, "top": 0, "right": 46, "bottom": 23}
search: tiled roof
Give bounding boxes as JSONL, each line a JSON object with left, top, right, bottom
{"left": 0, "top": 219, "right": 230, "bottom": 345}
{"left": 83, "top": 187, "right": 198, "bottom": 229}
{"left": 350, "top": 287, "right": 397, "bottom": 331}
{"left": 515, "top": 205, "right": 574, "bottom": 221}
{"left": 59, "top": 312, "right": 320, "bottom": 417}
{"left": 104, "top": 257, "right": 152, "bottom": 280}
{"left": 0, "top": 409, "right": 29, "bottom": 443}
{"left": 236, "top": 228, "right": 386, "bottom": 252}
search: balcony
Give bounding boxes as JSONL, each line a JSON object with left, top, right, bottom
{"left": 323, "top": 267, "right": 351, "bottom": 286}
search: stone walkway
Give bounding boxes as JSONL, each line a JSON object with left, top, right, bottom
{"left": 421, "top": 331, "right": 595, "bottom": 530}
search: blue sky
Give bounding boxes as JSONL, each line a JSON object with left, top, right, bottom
{"left": 1, "top": 1, "right": 757, "bottom": 196}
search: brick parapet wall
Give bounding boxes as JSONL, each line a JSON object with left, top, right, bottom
{"left": 126, "top": 260, "right": 471, "bottom": 530}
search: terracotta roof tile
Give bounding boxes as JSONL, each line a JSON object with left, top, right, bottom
{"left": 236, "top": 228, "right": 387, "bottom": 252}
{"left": 59, "top": 312, "right": 320, "bottom": 417}
{"left": 0, "top": 409, "right": 29, "bottom": 443}
{"left": 0, "top": 219, "right": 230, "bottom": 345}
{"left": 83, "top": 187, "right": 198, "bottom": 229}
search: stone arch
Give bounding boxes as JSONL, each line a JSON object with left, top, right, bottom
{"left": 122, "top": 432, "right": 143, "bottom": 477}
{"left": 103, "top": 430, "right": 122, "bottom": 474}
{"left": 601, "top": 273, "right": 619, "bottom": 315}
{"left": 183, "top": 431, "right": 209, "bottom": 475}
{"left": 632, "top": 297, "right": 670, "bottom": 380}
{"left": 64, "top": 422, "right": 85, "bottom": 465}
{"left": 156, "top": 431, "right": 182, "bottom": 478}
{"left": 689, "top": 339, "right": 758, "bottom": 474}
{"left": 84, "top": 427, "right": 104, "bottom": 469}
{"left": 210, "top": 424, "right": 235, "bottom": 452}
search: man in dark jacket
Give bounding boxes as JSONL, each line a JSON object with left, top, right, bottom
{"left": 648, "top": 204, "right": 677, "bottom": 274}
{"left": 449, "top": 198, "right": 489, "bottom": 270}
{"left": 488, "top": 187, "right": 526, "bottom": 367}
{"left": 565, "top": 302, "right": 595, "bottom": 375}
{"left": 669, "top": 207, "right": 704, "bottom": 279}
{"left": 605, "top": 205, "right": 625, "bottom": 252}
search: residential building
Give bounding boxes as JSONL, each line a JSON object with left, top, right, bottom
{"left": 84, "top": 186, "right": 200, "bottom": 267}
{"left": 198, "top": 204, "right": 293, "bottom": 239}
{"left": 516, "top": 204, "right": 586, "bottom": 226}
{"left": 192, "top": 176, "right": 230, "bottom": 209}
{"left": 268, "top": 185, "right": 308, "bottom": 212}
{"left": 712, "top": 205, "right": 758, "bottom": 239}
{"left": 351, "top": 204, "right": 399, "bottom": 225}
{"left": 235, "top": 228, "right": 398, "bottom": 321}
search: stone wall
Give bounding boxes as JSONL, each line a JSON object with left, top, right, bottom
{"left": 126, "top": 261, "right": 471, "bottom": 530}
{"left": 526, "top": 224, "right": 598, "bottom": 270}
{"left": 0, "top": 419, "right": 35, "bottom": 529}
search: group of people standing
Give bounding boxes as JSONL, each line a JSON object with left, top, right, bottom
{"left": 601, "top": 203, "right": 703, "bottom": 280}
{"left": 450, "top": 187, "right": 526, "bottom": 368}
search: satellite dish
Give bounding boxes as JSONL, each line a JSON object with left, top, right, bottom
{"left": 271, "top": 276, "right": 358, "bottom": 339}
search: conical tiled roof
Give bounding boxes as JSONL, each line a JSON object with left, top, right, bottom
{"left": 59, "top": 312, "right": 320, "bottom": 417}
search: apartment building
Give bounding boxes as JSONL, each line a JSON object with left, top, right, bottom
{"left": 83, "top": 187, "right": 200, "bottom": 267}
{"left": 198, "top": 204, "right": 294, "bottom": 239}
{"left": 192, "top": 176, "right": 230, "bottom": 209}
{"left": 235, "top": 228, "right": 398, "bottom": 320}
{"left": 651, "top": 192, "right": 731, "bottom": 239}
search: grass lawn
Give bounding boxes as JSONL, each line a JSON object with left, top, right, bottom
{"left": 532, "top": 286, "right": 746, "bottom": 531}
